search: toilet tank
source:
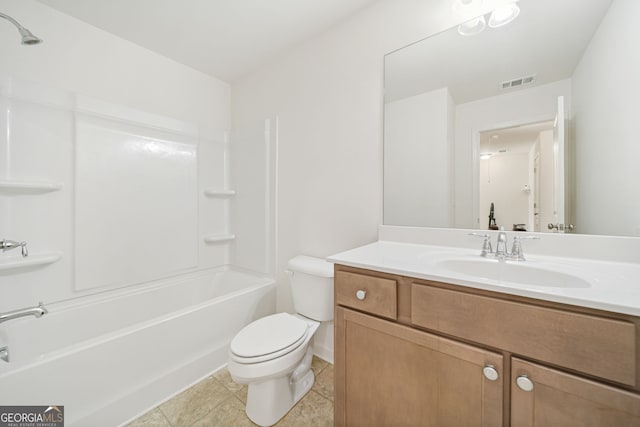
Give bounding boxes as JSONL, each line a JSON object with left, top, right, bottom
{"left": 287, "top": 256, "right": 334, "bottom": 321}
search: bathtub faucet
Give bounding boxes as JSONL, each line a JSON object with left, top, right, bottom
{"left": 0, "top": 302, "right": 47, "bottom": 325}
{"left": 1, "top": 238, "right": 28, "bottom": 257}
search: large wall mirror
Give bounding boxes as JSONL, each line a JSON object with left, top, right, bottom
{"left": 384, "top": 0, "right": 640, "bottom": 237}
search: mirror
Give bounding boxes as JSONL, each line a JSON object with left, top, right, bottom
{"left": 383, "top": 0, "right": 640, "bottom": 237}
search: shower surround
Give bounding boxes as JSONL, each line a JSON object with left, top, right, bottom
{"left": 0, "top": 78, "right": 277, "bottom": 425}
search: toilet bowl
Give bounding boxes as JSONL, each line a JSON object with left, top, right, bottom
{"left": 227, "top": 256, "right": 334, "bottom": 427}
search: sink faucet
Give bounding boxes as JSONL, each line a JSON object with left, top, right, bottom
{"left": 469, "top": 228, "right": 539, "bottom": 261}
{"left": 1, "top": 239, "right": 28, "bottom": 257}
{"left": 494, "top": 226, "right": 509, "bottom": 259}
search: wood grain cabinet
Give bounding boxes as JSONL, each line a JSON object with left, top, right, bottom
{"left": 334, "top": 265, "right": 640, "bottom": 427}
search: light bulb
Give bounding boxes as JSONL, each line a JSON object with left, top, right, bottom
{"left": 458, "top": 16, "right": 486, "bottom": 36}
{"left": 488, "top": 3, "right": 520, "bottom": 28}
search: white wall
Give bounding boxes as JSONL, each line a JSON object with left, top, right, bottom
{"left": 384, "top": 87, "right": 453, "bottom": 227}
{"left": 572, "top": 0, "right": 640, "bottom": 237}
{"left": 0, "top": 0, "right": 229, "bottom": 131}
{"left": 0, "top": 0, "right": 231, "bottom": 311}
{"left": 454, "top": 79, "right": 572, "bottom": 229}
{"left": 231, "top": 0, "right": 511, "bottom": 360}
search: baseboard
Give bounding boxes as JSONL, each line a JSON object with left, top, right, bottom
{"left": 313, "top": 343, "right": 334, "bottom": 365}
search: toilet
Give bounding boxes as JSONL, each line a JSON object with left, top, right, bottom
{"left": 227, "top": 255, "right": 334, "bottom": 426}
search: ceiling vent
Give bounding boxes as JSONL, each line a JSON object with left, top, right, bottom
{"left": 501, "top": 75, "right": 536, "bottom": 89}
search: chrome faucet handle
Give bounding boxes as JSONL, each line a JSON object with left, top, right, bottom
{"left": 468, "top": 233, "right": 493, "bottom": 257}
{"left": 1, "top": 239, "right": 28, "bottom": 257}
{"left": 510, "top": 236, "right": 541, "bottom": 261}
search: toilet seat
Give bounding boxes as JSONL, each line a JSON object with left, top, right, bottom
{"left": 230, "top": 313, "right": 309, "bottom": 364}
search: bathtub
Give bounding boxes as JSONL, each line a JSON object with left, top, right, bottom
{"left": 0, "top": 267, "right": 276, "bottom": 426}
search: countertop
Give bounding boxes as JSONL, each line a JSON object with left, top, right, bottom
{"left": 328, "top": 240, "right": 640, "bottom": 316}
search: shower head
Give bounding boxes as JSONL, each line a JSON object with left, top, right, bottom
{"left": 18, "top": 27, "right": 42, "bottom": 45}
{"left": 1, "top": 12, "right": 43, "bottom": 45}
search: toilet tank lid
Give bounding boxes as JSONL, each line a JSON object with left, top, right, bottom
{"left": 288, "top": 255, "right": 334, "bottom": 278}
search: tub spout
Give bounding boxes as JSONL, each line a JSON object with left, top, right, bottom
{"left": 0, "top": 346, "right": 8, "bottom": 363}
{"left": 0, "top": 302, "right": 47, "bottom": 325}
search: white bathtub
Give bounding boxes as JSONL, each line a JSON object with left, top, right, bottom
{"left": 0, "top": 268, "right": 276, "bottom": 426}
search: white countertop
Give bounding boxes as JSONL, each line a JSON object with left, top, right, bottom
{"left": 328, "top": 241, "right": 640, "bottom": 316}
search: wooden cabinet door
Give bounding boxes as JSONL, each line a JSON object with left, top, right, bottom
{"left": 335, "top": 307, "right": 503, "bottom": 427}
{"left": 511, "top": 358, "right": 640, "bottom": 426}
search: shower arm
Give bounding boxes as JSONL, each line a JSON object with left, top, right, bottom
{"left": 0, "top": 12, "right": 23, "bottom": 29}
{"left": 0, "top": 11, "right": 42, "bottom": 45}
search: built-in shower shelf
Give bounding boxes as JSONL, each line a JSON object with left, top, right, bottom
{"left": 0, "top": 252, "right": 62, "bottom": 272}
{"left": 0, "top": 180, "right": 63, "bottom": 195}
{"left": 203, "top": 234, "right": 236, "bottom": 244}
{"left": 203, "top": 189, "right": 236, "bottom": 198}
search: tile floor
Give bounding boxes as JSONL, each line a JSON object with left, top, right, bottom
{"left": 126, "top": 357, "right": 333, "bottom": 427}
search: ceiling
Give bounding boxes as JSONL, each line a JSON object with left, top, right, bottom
{"left": 36, "top": 0, "right": 379, "bottom": 83}
{"left": 480, "top": 121, "right": 554, "bottom": 154}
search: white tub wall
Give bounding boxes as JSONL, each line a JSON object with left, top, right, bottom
{"left": 231, "top": 0, "right": 513, "bottom": 363}
{"left": 0, "top": 0, "right": 231, "bottom": 311}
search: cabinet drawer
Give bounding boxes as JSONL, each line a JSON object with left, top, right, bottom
{"left": 335, "top": 271, "right": 397, "bottom": 319}
{"left": 411, "top": 284, "right": 637, "bottom": 386}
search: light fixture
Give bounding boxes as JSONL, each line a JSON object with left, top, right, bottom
{"left": 488, "top": 3, "right": 521, "bottom": 28}
{"left": 0, "top": 11, "right": 43, "bottom": 45}
{"left": 458, "top": 16, "right": 486, "bottom": 36}
{"left": 456, "top": 1, "right": 520, "bottom": 36}
{"left": 480, "top": 153, "right": 492, "bottom": 160}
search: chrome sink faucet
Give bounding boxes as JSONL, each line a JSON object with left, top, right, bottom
{"left": 495, "top": 226, "right": 509, "bottom": 259}
{"left": 470, "top": 227, "right": 539, "bottom": 261}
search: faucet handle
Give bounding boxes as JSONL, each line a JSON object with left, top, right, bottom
{"left": 510, "top": 235, "right": 540, "bottom": 261}
{"left": 468, "top": 233, "right": 493, "bottom": 257}
{"left": 1, "top": 239, "right": 28, "bottom": 257}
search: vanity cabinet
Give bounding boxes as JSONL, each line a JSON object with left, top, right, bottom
{"left": 334, "top": 265, "right": 640, "bottom": 426}
{"left": 511, "top": 358, "right": 640, "bottom": 426}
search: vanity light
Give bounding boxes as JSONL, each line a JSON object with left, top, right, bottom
{"left": 480, "top": 153, "right": 492, "bottom": 160}
{"left": 458, "top": 16, "right": 487, "bottom": 36}
{"left": 488, "top": 3, "right": 521, "bottom": 28}
{"left": 457, "top": 1, "right": 520, "bottom": 36}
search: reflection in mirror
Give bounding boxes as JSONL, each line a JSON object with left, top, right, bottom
{"left": 383, "top": 0, "right": 640, "bottom": 237}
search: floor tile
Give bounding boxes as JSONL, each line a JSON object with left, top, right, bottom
{"left": 191, "top": 396, "right": 257, "bottom": 427}
{"left": 213, "top": 368, "right": 245, "bottom": 393}
{"left": 159, "top": 376, "right": 232, "bottom": 427}
{"left": 313, "top": 364, "right": 334, "bottom": 402}
{"left": 276, "top": 390, "right": 333, "bottom": 427}
{"left": 311, "top": 356, "right": 329, "bottom": 376}
{"left": 130, "top": 363, "right": 334, "bottom": 427}
{"left": 235, "top": 386, "right": 248, "bottom": 405}
{"left": 125, "top": 408, "right": 171, "bottom": 427}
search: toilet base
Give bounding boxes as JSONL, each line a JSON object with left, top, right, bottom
{"left": 245, "top": 347, "right": 315, "bottom": 426}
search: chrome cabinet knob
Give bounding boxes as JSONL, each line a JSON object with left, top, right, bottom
{"left": 483, "top": 365, "right": 499, "bottom": 381}
{"left": 355, "top": 290, "right": 366, "bottom": 301}
{"left": 516, "top": 375, "right": 534, "bottom": 392}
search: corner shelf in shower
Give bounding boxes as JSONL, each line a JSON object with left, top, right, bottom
{"left": 0, "top": 180, "right": 63, "bottom": 195}
{"left": 203, "top": 234, "right": 236, "bottom": 244}
{"left": 203, "top": 189, "right": 236, "bottom": 198}
{"left": 0, "top": 251, "right": 62, "bottom": 273}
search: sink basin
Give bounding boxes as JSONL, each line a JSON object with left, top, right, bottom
{"left": 436, "top": 259, "right": 591, "bottom": 288}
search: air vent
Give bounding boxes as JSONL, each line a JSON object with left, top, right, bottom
{"left": 501, "top": 75, "right": 536, "bottom": 89}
